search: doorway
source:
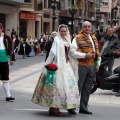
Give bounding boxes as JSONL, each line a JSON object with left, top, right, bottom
{"left": 35, "top": 21, "right": 39, "bottom": 38}
{"left": 43, "top": 22, "right": 50, "bottom": 34}
{"left": 19, "top": 20, "right": 27, "bottom": 38}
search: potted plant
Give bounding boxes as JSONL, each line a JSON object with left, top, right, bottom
{"left": 50, "top": 15, "right": 59, "bottom": 20}
{"left": 68, "top": 4, "right": 78, "bottom": 15}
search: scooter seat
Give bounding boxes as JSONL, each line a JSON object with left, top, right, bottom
{"left": 105, "top": 74, "right": 119, "bottom": 82}
{"left": 114, "top": 66, "right": 120, "bottom": 74}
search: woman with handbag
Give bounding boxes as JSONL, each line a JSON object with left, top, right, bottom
{"left": 31, "top": 24, "right": 80, "bottom": 116}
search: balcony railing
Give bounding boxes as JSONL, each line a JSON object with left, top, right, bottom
{"left": 24, "top": 0, "right": 31, "bottom": 3}
{"left": 77, "top": 9, "right": 82, "bottom": 17}
{"left": 89, "top": 0, "right": 94, "bottom": 3}
{"left": 20, "top": 3, "right": 33, "bottom": 9}
{"left": 89, "top": 12, "right": 95, "bottom": 18}
{"left": 59, "top": 9, "right": 82, "bottom": 18}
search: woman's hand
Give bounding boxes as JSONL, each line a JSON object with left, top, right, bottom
{"left": 95, "top": 66, "right": 99, "bottom": 72}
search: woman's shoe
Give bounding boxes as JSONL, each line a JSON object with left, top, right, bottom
{"left": 49, "top": 108, "right": 62, "bottom": 116}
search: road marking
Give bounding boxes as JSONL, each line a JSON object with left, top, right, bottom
{"left": 13, "top": 108, "right": 47, "bottom": 111}
{"left": 13, "top": 108, "right": 67, "bottom": 112}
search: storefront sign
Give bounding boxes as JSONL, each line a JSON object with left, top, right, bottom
{"left": 19, "top": 12, "right": 36, "bottom": 20}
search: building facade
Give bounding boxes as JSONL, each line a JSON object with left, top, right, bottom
{"left": 59, "top": 0, "right": 97, "bottom": 34}
{"left": 95, "top": 0, "right": 101, "bottom": 30}
{"left": 19, "top": 0, "right": 42, "bottom": 38}
{"left": 19, "top": 0, "right": 60, "bottom": 39}
{"left": 100, "top": 0, "right": 119, "bottom": 32}
{"left": 0, "top": 0, "right": 24, "bottom": 36}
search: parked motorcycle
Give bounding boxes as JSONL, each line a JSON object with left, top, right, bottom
{"left": 91, "top": 43, "right": 120, "bottom": 94}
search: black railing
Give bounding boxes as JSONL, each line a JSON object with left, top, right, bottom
{"left": 24, "top": 0, "right": 31, "bottom": 3}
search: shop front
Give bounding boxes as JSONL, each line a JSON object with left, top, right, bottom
{"left": 19, "top": 11, "right": 42, "bottom": 39}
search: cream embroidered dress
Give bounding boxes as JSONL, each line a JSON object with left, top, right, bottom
{"left": 31, "top": 27, "right": 80, "bottom": 109}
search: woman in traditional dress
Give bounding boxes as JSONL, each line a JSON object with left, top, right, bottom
{"left": 18, "top": 38, "right": 31, "bottom": 58}
{"left": 33, "top": 37, "right": 40, "bottom": 55}
{"left": 27, "top": 36, "right": 35, "bottom": 57}
{"left": 31, "top": 24, "right": 79, "bottom": 116}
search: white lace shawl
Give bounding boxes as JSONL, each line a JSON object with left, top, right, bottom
{"left": 46, "top": 25, "right": 78, "bottom": 82}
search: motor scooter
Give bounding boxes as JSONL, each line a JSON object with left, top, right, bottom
{"left": 91, "top": 44, "right": 120, "bottom": 94}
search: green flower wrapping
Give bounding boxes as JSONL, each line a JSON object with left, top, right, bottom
{"left": 45, "top": 64, "right": 58, "bottom": 86}
{"left": 45, "top": 70, "right": 56, "bottom": 86}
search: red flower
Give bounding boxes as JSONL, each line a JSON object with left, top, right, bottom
{"left": 45, "top": 64, "right": 58, "bottom": 71}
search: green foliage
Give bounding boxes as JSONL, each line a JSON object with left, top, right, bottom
{"left": 68, "top": 4, "right": 78, "bottom": 10}
{"left": 50, "top": 16, "right": 59, "bottom": 19}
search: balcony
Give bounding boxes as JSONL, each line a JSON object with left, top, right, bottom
{"left": 0, "top": 0, "right": 24, "bottom": 5}
{"left": 24, "top": 0, "right": 31, "bottom": 3}
{"left": 59, "top": 8, "right": 83, "bottom": 19}
{"left": 89, "top": 12, "right": 95, "bottom": 17}
{"left": 74, "top": 9, "right": 82, "bottom": 18}
{"left": 117, "top": 1, "right": 120, "bottom": 6}
{"left": 20, "top": 3, "right": 34, "bottom": 11}
{"left": 89, "top": 0, "right": 94, "bottom": 3}
{"left": 100, "top": 6, "right": 109, "bottom": 13}
{"left": 59, "top": 10, "right": 68, "bottom": 16}
{"left": 77, "top": 0, "right": 82, "bottom": 9}
{"left": 20, "top": 3, "right": 33, "bottom": 8}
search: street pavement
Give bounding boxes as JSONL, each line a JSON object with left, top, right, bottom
{"left": 0, "top": 54, "right": 120, "bottom": 120}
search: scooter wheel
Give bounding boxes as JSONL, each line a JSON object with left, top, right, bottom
{"left": 91, "top": 84, "right": 97, "bottom": 94}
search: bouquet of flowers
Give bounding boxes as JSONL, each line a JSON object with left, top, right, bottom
{"left": 45, "top": 64, "right": 58, "bottom": 86}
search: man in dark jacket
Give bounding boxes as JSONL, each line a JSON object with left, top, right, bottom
{"left": 0, "top": 23, "right": 15, "bottom": 101}
{"left": 100, "top": 27, "right": 120, "bottom": 75}
{"left": 45, "top": 31, "right": 57, "bottom": 61}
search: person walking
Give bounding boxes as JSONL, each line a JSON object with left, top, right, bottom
{"left": 70, "top": 21, "right": 101, "bottom": 114}
{"left": 39, "top": 34, "right": 46, "bottom": 56}
{"left": 32, "top": 24, "right": 80, "bottom": 116}
{"left": 0, "top": 23, "right": 15, "bottom": 101}
{"left": 18, "top": 38, "right": 31, "bottom": 59}
{"left": 100, "top": 27, "right": 119, "bottom": 75}
{"left": 11, "top": 27, "right": 16, "bottom": 40}
{"left": 44, "top": 31, "right": 57, "bottom": 61}
{"left": 12, "top": 34, "right": 20, "bottom": 59}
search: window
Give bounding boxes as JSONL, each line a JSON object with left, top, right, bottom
{"left": 44, "top": 0, "right": 47, "bottom": 8}
{"left": 102, "top": 2, "right": 108, "bottom": 6}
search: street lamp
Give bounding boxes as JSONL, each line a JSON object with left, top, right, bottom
{"left": 50, "top": 0, "right": 59, "bottom": 31}
{"left": 112, "top": 6, "right": 118, "bottom": 26}
{"left": 96, "top": 9, "right": 101, "bottom": 29}
{"left": 68, "top": 0, "right": 78, "bottom": 38}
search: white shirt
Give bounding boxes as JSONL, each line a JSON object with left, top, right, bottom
{"left": 40, "top": 38, "right": 44, "bottom": 42}
{"left": 88, "top": 35, "right": 95, "bottom": 53}
{"left": 0, "top": 33, "right": 5, "bottom": 50}
{"left": 70, "top": 38, "right": 86, "bottom": 58}
{"left": 13, "top": 38, "right": 16, "bottom": 42}
{"left": 70, "top": 37, "right": 101, "bottom": 66}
